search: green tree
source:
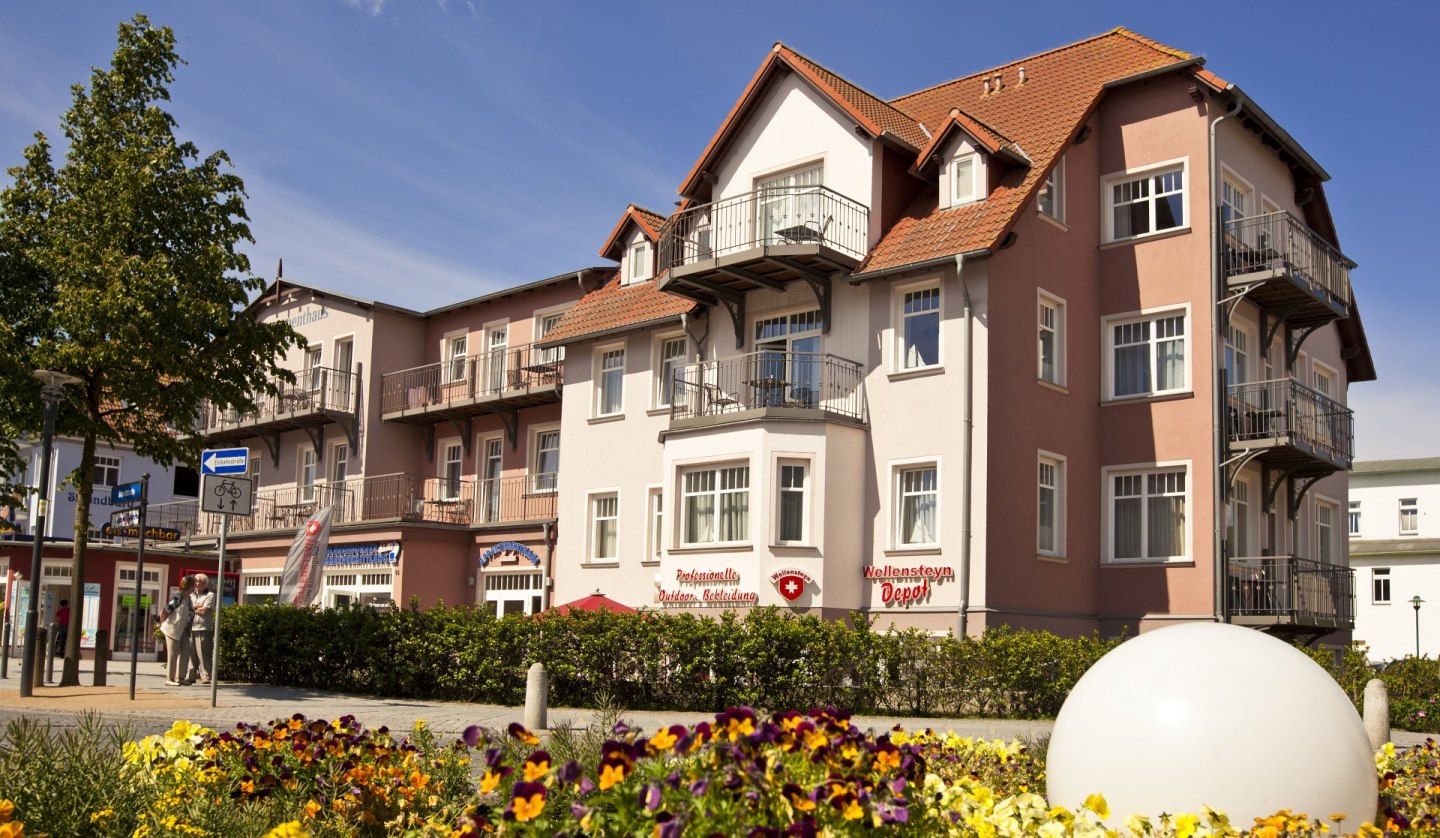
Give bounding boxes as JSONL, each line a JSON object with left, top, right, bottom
{"left": 0, "top": 15, "right": 303, "bottom": 685}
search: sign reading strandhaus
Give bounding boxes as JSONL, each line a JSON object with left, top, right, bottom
{"left": 863, "top": 564, "right": 956, "bottom": 607}
{"left": 324, "top": 542, "right": 400, "bottom": 567}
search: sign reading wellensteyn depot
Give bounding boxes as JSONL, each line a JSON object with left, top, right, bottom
{"left": 863, "top": 564, "right": 955, "bottom": 607}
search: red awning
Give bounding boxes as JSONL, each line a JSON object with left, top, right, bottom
{"left": 548, "top": 592, "right": 636, "bottom": 615}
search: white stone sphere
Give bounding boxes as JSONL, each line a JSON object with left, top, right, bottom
{"left": 1046, "top": 622, "right": 1377, "bottom": 829}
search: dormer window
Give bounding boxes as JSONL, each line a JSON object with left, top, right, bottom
{"left": 630, "top": 243, "right": 650, "bottom": 282}
{"left": 952, "top": 154, "right": 979, "bottom": 205}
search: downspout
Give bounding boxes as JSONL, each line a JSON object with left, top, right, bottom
{"left": 955, "top": 251, "right": 980, "bottom": 638}
{"left": 542, "top": 521, "right": 554, "bottom": 612}
{"left": 1210, "top": 96, "right": 1243, "bottom": 624}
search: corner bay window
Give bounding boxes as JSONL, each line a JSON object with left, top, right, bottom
{"left": 777, "top": 463, "right": 807, "bottom": 543}
{"left": 682, "top": 465, "right": 749, "bottom": 545}
{"left": 1109, "top": 165, "right": 1185, "bottom": 240}
{"left": 897, "top": 465, "right": 937, "bottom": 547}
{"left": 1110, "top": 467, "right": 1186, "bottom": 562}
{"left": 1109, "top": 312, "right": 1186, "bottom": 399}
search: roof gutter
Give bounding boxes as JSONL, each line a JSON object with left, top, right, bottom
{"left": 1219, "top": 84, "right": 1330, "bottom": 182}
{"left": 850, "top": 249, "right": 991, "bottom": 284}
{"left": 1101, "top": 56, "right": 1206, "bottom": 89}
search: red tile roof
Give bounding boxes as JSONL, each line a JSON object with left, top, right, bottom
{"left": 857, "top": 27, "right": 1199, "bottom": 275}
{"left": 599, "top": 204, "right": 668, "bottom": 260}
{"left": 540, "top": 270, "right": 697, "bottom": 346}
{"left": 912, "top": 108, "right": 1029, "bottom": 173}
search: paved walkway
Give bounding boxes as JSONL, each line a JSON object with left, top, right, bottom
{"left": 0, "top": 655, "right": 1430, "bottom": 749}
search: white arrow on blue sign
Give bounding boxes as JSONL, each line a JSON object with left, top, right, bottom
{"left": 201, "top": 447, "right": 250, "bottom": 475}
{"left": 110, "top": 480, "right": 144, "bottom": 505}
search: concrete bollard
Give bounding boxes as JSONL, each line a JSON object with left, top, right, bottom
{"left": 94, "top": 630, "right": 109, "bottom": 687}
{"left": 524, "top": 662, "right": 548, "bottom": 732}
{"left": 46, "top": 621, "right": 58, "bottom": 684}
{"left": 1364, "top": 678, "right": 1391, "bottom": 751}
{"left": 31, "top": 626, "right": 47, "bottom": 689}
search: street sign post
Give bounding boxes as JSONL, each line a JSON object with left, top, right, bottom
{"left": 200, "top": 447, "right": 249, "bottom": 476}
{"left": 111, "top": 480, "right": 144, "bottom": 506}
{"left": 201, "top": 474, "right": 253, "bottom": 517}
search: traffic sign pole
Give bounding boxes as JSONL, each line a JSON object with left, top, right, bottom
{"left": 128, "top": 473, "right": 150, "bottom": 701}
{"left": 210, "top": 514, "right": 228, "bottom": 709}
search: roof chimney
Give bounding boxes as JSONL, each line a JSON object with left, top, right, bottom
{"left": 982, "top": 78, "right": 991, "bottom": 96}
{"left": 993, "top": 73, "right": 1003, "bottom": 91}
{"left": 1018, "top": 66, "right": 1027, "bottom": 84}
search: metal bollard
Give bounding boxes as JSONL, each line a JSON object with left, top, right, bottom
{"left": 1, "top": 615, "right": 10, "bottom": 679}
{"left": 1364, "top": 678, "right": 1391, "bottom": 751}
{"left": 94, "top": 630, "right": 110, "bottom": 687}
{"left": 31, "top": 626, "right": 47, "bottom": 689}
{"left": 46, "top": 621, "right": 58, "bottom": 684}
{"left": 524, "top": 662, "right": 548, "bottom": 732}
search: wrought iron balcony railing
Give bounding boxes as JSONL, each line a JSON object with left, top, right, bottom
{"left": 670, "top": 351, "right": 867, "bottom": 425}
{"left": 658, "top": 184, "right": 869, "bottom": 272}
{"left": 1229, "top": 555, "right": 1355, "bottom": 629}
{"left": 1226, "top": 378, "right": 1354, "bottom": 469}
{"left": 381, "top": 342, "right": 563, "bottom": 416}
{"left": 197, "top": 365, "right": 359, "bottom": 434}
{"left": 1223, "top": 211, "right": 1352, "bottom": 313}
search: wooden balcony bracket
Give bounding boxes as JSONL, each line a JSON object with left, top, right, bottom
{"left": 676, "top": 277, "right": 746, "bottom": 350}
{"left": 1287, "top": 473, "right": 1327, "bottom": 521}
{"left": 772, "top": 258, "right": 834, "bottom": 335}
{"left": 491, "top": 407, "right": 518, "bottom": 450}
{"left": 1261, "top": 464, "right": 1299, "bottom": 516}
{"left": 1287, "top": 323, "right": 1323, "bottom": 368}
{"left": 301, "top": 424, "right": 325, "bottom": 463}
{"left": 449, "top": 417, "right": 473, "bottom": 457}
{"left": 1222, "top": 449, "right": 1264, "bottom": 496}
{"left": 323, "top": 410, "right": 360, "bottom": 453}
{"left": 259, "top": 433, "right": 282, "bottom": 469}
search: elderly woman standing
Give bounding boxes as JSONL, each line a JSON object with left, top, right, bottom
{"left": 160, "top": 574, "right": 195, "bottom": 686}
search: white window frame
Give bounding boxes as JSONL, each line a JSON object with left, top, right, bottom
{"left": 1103, "top": 461, "right": 1191, "bottom": 564}
{"left": 1220, "top": 167, "right": 1253, "bottom": 230}
{"left": 679, "top": 463, "right": 751, "bottom": 547}
{"left": 305, "top": 345, "right": 324, "bottom": 392}
{"left": 775, "top": 458, "right": 810, "bottom": 546}
{"left": 531, "top": 425, "right": 560, "bottom": 493}
{"left": 595, "top": 343, "right": 625, "bottom": 417}
{"left": 1348, "top": 500, "right": 1361, "bottom": 537}
{"left": 440, "top": 441, "right": 463, "bottom": 501}
{"left": 1038, "top": 290, "right": 1066, "bottom": 386}
{"left": 298, "top": 447, "right": 318, "bottom": 503}
{"left": 443, "top": 330, "right": 469, "bottom": 384}
{"left": 1400, "top": 498, "right": 1419, "bottom": 536}
{"left": 93, "top": 454, "right": 122, "bottom": 489}
{"left": 1228, "top": 477, "right": 1253, "bottom": 557}
{"left": 1312, "top": 359, "right": 1338, "bottom": 399}
{"left": 895, "top": 281, "right": 942, "bottom": 372}
{"left": 654, "top": 333, "right": 688, "bottom": 409}
{"left": 629, "top": 242, "right": 650, "bottom": 282}
{"left": 1037, "top": 452, "right": 1065, "bottom": 557}
{"left": 645, "top": 485, "right": 664, "bottom": 565}
{"left": 951, "top": 153, "right": 979, "bottom": 206}
{"left": 1102, "top": 157, "right": 1188, "bottom": 243}
{"left": 329, "top": 442, "right": 349, "bottom": 484}
{"left": 1225, "top": 321, "right": 1251, "bottom": 388}
{"left": 588, "top": 491, "right": 619, "bottom": 563}
{"left": 891, "top": 458, "right": 940, "bottom": 549}
{"left": 1103, "top": 305, "right": 1191, "bottom": 400}
{"left": 1314, "top": 496, "right": 1337, "bottom": 564}
{"left": 1372, "top": 567, "right": 1392, "bottom": 605}
{"left": 534, "top": 304, "right": 571, "bottom": 365}
{"left": 1038, "top": 155, "right": 1065, "bottom": 223}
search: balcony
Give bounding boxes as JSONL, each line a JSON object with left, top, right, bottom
{"left": 1226, "top": 379, "right": 1353, "bottom": 474}
{"left": 1223, "top": 212, "right": 1353, "bottom": 327}
{"left": 133, "top": 472, "right": 557, "bottom": 540}
{"left": 657, "top": 186, "right": 869, "bottom": 344}
{"left": 1229, "top": 555, "right": 1355, "bottom": 632}
{"left": 380, "top": 343, "right": 562, "bottom": 425}
{"left": 669, "top": 351, "right": 867, "bottom": 431}
{"left": 197, "top": 365, "right": 360, "bottom": 455}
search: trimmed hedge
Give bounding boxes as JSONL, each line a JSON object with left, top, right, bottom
{"left": 219, "top": 603, "right": 1121, "bottom": 718}
{"left": 1300, "top": 643, "right": 1440, "bottom": 732}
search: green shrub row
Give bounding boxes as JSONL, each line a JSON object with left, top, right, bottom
{"left": 1298, "top": 642, "right": 1440, "bottom": 732}
{"left": 218, "top": 603, "right": 1121, "bottom": 718}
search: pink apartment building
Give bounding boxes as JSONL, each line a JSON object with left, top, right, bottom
{"left": 542, "top": 28, "right": 1375, "bottom": 641}
{"left": 150, "top": 270, "right": 606, "bottom": 615}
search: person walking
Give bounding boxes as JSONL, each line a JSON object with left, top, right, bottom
{"left": 159, "top": 576, "right": 194, "bottom": 686}
{"left": 187, "top": 573, "right": 215, "bottom": 685}
{"left": 53, "top": 599, "right": 71, "bottom": 654}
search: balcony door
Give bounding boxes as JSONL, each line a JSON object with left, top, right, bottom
{"left": 753, "top": 310, "right": 821, "bottom": 407}
{"left": 757, "top": 164, "right": 823, "bottom": 247}
{"left": 480, "top": 437, "right": 502, "bottom": 523}
{"left": 486, "top": 324, "right": 508, "bottom": 394}
{"left": 333, "top": 338, "right": 353, "bottom": 408}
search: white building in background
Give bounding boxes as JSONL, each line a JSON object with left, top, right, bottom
{"left": 1350, "top": 458, "right": 1440, "bottom": 660}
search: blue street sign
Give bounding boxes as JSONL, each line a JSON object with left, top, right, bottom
{"left": 111, "top": 480, "right": 144, "bottom": 506}
{"left": 201, "top": 447, "right": 250, "bottom": 475}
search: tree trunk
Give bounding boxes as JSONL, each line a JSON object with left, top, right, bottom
{"left": 59, "top": 381, "right": 100, "bottom": 686}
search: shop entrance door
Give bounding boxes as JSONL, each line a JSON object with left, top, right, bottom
{"left": 481, "top": 572, "right": 543, "bottom": 616}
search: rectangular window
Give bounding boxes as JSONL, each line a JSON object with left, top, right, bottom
{"left": 1401, "top": 498, "right": 1419, "bottom": 535}
{"left": 533, "top": 430, "right": 560, "bottom": 492}
{"left": 299, "top": 448, "right": 318, "bottom": 503}
{"left": 1349, "top": 501, "right": 1361, "bottom": 536}
{"left": 952, "top": 154, "right": 978, "bottom": 205}
{"left": 597, "top": 347, "right": 625, "bottom": 416}
{"left": 1038, "top": 456, "right": 1064, "bottom": 555}
{"left": 656, "top": 336, "right": 687, "bottom": 407}
{"left": 249, "top": 455, "right": 261, "bottom": 485}
{"left": 647, "top": 487, "right": 664, "bottom": 563}
{"left": 441, "top": 443, "right": 462, "bottom": 501}
{"left": 445, "top": 334, "right": 468, "bottom": 383}
{"left": 485, "top": 324, "right": 509, "bottom": 393}
{"left": 896, "top": 465, "right": 938, "bottom": 547}
{"left": 536, "top": 311, "right": 567, "bottom": 364}
{"left": 1108, "top": 311, "right": 1187, "bottom": 399}
{"left": 900, "top": 286, "right": 940, "bottom": 370}
{"left": 591, "top": 494, "right": 618, "bottom": 561}
{"left": 1221, "top": 176, "right": 1249, "bottom": 227}
{"left": 1038, "top": 294, "right": 1065, "bottom": 385}
{"left": 306, "top": 346, "right": 324, "bottom": 391}
{"left": 1108, "top": 164, "right": 1185, "bottom": 241}
{"left": 1373, "top": 568, "right": 1392, "bottom": 605}
{"left": 1315, "top": 500, "right": 1336, "bottom": 563}
{"left": 1039, "top": 156, "right": 1065, "bottom": 222}
{"left": 93, "top": 455, "right": 121, "bottom": 488}
{"left": 777, "top": 462, "right": 808, "bottom": 544}
{"left": 1228, "top": 480, "right": 1251, "bottom": 556}
{"left": 682, "top": 465, "right": 749, "bottom": 546}
{"left": 1110, "top": 466, "right": 1187, "bottom": 562}
{"left": 630, "top": 243, "right": 649, "bottom": 281}
{"left": 330, "top": 444, "right": 348, "bottom": 484}
{"left": 1313, "top": 364, "right": 1336, "bottom": 399}
{"left": 1225, "top": 325, "right": 1249, "bottom": 387}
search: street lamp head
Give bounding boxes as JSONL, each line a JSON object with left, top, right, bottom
{"left": 1413, "top": 595, "right": 1426, "bottom": 611}
{"left": 32, "top": 369, "right": 84, "bottom": 388}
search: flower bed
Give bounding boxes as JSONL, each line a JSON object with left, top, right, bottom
{"left": 1, "top": 709, "right": 1437, "bottom": 836}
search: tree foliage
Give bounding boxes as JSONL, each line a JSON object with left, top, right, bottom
{"left": 0, "top": 15, "right": 303, "bottom": 682}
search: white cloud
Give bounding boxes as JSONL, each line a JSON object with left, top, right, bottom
{"left": 341, "top": 0, "right": 391, "bottom": 16}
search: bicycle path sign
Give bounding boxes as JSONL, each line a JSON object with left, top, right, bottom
{"left": 201, "top": 474, "right": 253, "bottom": 516}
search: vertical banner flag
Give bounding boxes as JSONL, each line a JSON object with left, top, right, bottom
{"left": 279, "top": 505, "right": 333, "bottom": 606}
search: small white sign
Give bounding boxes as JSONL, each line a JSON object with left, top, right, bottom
{"left": 201, "top": 474, "right": 254, "bottom": 516}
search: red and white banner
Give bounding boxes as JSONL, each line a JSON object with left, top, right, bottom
{"left": 279, "top": 505, "right": 333, "bottom": 606}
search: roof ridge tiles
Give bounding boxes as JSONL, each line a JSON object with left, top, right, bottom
{"left": 774, "top": 41, "right": 925, "bottom": 124}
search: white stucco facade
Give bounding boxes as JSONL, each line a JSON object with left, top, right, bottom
{"left": 1350, "top": 459, "right": 1440, "bottom": 660}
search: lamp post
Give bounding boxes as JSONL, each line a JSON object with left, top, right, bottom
{"left": 19, "top": 369, "right": 83, "bottom": 697}
{"left": 1413, "top": 595, "right": 1426, "bottom": 659}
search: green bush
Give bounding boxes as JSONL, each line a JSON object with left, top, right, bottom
{"left": 217, "top": 603, "right": 1121, "bottom": 718}
{"left": 1298, "top": 642, "right": 1440, "bottom": 732}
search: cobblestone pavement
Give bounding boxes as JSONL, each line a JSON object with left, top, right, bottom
{"left": 0, "top": 655, "right": 1429, "bottom": 748}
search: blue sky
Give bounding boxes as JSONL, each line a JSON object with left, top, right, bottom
{"left": 0, "top": 0, "right": 1433, "bottom": 460}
